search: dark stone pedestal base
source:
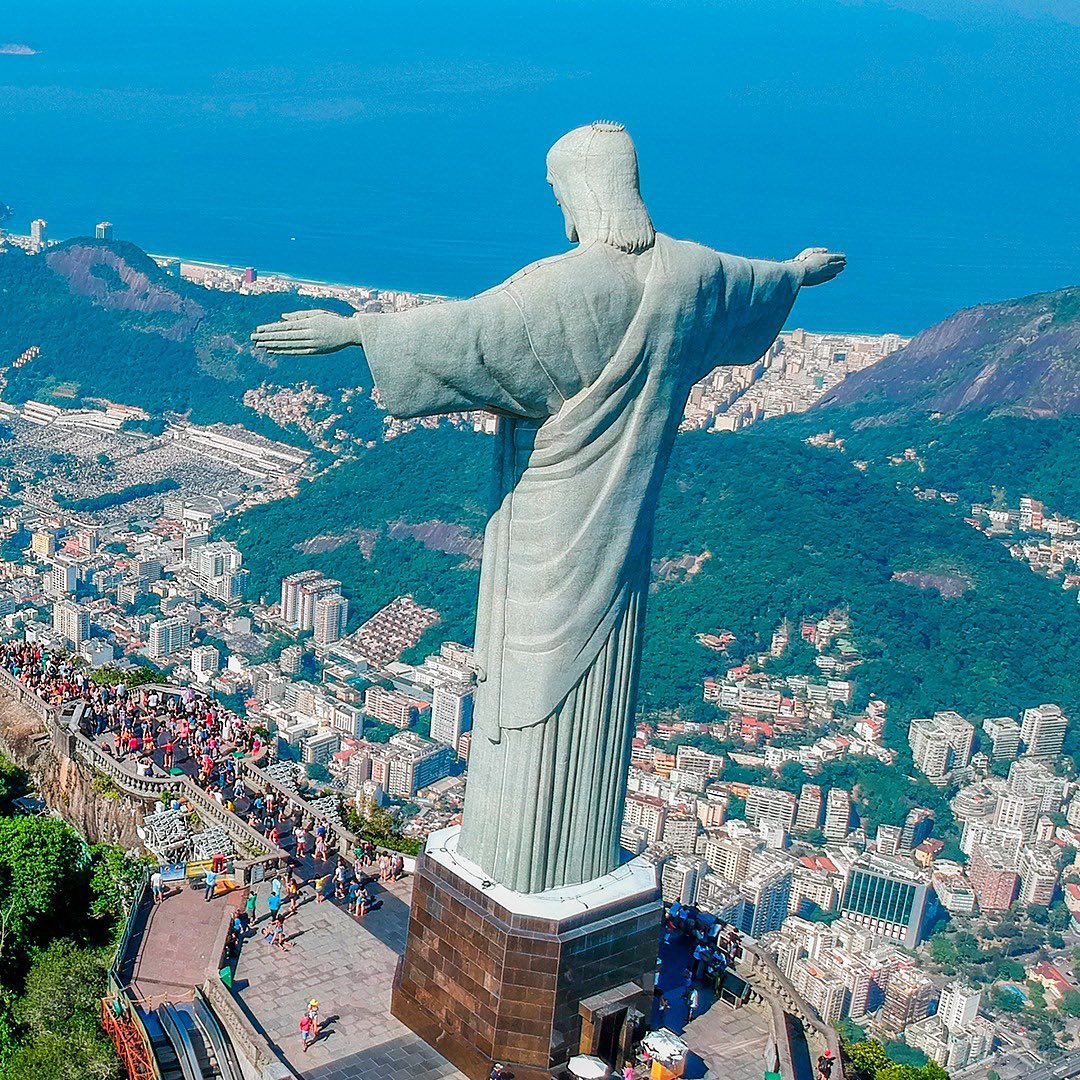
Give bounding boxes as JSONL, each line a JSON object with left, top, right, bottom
{"left": 391, "top": 828, "right": 662, "bottom": 1080}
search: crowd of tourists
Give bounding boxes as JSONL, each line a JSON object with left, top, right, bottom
{"left": 0, "top": 637, "right": 262, "bottom": 795}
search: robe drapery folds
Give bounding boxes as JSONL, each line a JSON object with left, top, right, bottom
{"left": 359, "top": 235, "right": 800, "bottom": 893}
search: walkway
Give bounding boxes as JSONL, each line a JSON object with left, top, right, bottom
{"left": 232, "top": 875, "right": 464, "bottom": 1080}
{"left": 131, "top": 880, "right": 237, "bottom": 1002}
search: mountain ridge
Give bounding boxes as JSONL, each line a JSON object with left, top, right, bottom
{"left": 819, "top": 285, "right": 1080, "bottom": 417}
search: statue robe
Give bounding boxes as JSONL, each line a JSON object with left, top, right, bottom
{"left": 359, "top": 233, "right": 801, "bottom": 893}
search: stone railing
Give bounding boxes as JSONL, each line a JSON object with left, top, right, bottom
{"left": 239, "top": 757, "right": 418, "bottom": 871}
{"left": 736, "top": 940, "right": 845, "bottom": 1080}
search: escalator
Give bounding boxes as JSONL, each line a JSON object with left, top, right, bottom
{"left": 152, "top": 992, "right": 241, "bottom": 1080}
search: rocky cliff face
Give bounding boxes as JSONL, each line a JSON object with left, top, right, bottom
{"left": 46, "top": 240, "right": 205, "bottom": 341}
{"left": 820, "top": 286, "right": 1080, "bottom": 417}
{"left": 0, "top": 695, "right": 144, "bottom": 848}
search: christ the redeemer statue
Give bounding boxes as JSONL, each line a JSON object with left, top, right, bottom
{"left": 253, "top": 122, "right": 845, "bottom": 894}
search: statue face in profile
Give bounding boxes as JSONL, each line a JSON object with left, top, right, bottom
{"left": 547, "top": 173, "right": 578, "bottom": 244}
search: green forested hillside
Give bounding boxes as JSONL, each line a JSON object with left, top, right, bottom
{"left": 0, "top": 239, "right": 379, "bottom": 445}
{"left": 224, "top": 421, "right": 1080, "bottom": 740}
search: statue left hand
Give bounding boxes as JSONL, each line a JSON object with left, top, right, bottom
{"left": 250, "top": 309, "right": 357, "bottom": 354}
{"left": 794, "top": 248, "right": 847, "bottom": 287}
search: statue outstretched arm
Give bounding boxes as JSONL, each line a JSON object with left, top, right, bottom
{"left": 252, "top": 290, "right": 558, "bottom": 421}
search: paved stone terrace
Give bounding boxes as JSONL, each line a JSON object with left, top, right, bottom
{"left": 233, "top": 874, "right": 465, "bottom": 1080}
{"left": 656, "top": 930, "right": 777, "bottom": 1080}
{"left": 132, "top": 880, "right": 236, "bottom": 1002}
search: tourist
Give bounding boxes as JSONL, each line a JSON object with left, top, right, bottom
{"left": 245, "top": 889, "right": 258, "bottom": 925}
{"left": 306, "top": 1000, "right": 320, "bottom": 1039}
{"left": 267, "top": 888, "right": 283, "bottom": 923}
{"left": 392, "top": 853, "right": 404, "bottom": 881}
{"left": 271, "top": 918, "right": 292, "bottom": 953}
{"left": 490, "top": 1063, "right": 506, "bottom": 1080}
{"left": 314, "top": 873, "right": 330, "bottom": 903}
{"left": 204, "top": 867, "right": 218, "bottom": 902}
{"left": 687, "top": 987, "right": 700, "bottom": 1022}
{"left": 299, "top": 1012, "right": 314, "bottom": 1053}
{"left": 286, "top": 876, "right": 300, "bottom": 917}
{"left": 150, "top": 868, "right": 164, "bottom": 905}
{"left": 816, "top": 1050, "right": 834, "bottom": 1080}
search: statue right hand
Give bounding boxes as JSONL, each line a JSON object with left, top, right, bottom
{"left": 250, "top": 309, "right": 356, "bottom": 355}
{"left": 794, "top": 248, "right": 847, "bottom": 287}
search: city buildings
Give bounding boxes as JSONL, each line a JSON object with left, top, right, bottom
{"left": 905, "top": 983, "right": 994, "bottom": 1071}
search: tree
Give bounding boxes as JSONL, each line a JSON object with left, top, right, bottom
{"left": 1060, "top": 990, "right": 1080, "bottom": 1018}
{"left": 0, "top": 817, "right": 90, "bottom": 979}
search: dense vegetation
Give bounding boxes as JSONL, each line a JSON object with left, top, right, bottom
{"left": 53, "top": 478, "right": 179, "bottom": 514}
{"left": 0, "top": 240, "right": 379, "bottom": 447}
{"left": 223, "top": 417, "right": 1080, "bottom": 768}
{"left": 786, "top": 408, "right": 1080, "bottom": 518}
{"left": 0, "top": 757, "right": 146, "bottom": 1078}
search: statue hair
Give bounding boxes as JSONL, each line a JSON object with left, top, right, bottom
{"left": 546, "top": 122, "right": 655, "bottom": 255}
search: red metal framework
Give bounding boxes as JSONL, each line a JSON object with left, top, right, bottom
{"left": 101, "top": 997, "right": 157, "bottom": 1080}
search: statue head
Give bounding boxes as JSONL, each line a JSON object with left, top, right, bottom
{"left": 546, "top": 122, "right": 655, "bottom": 254}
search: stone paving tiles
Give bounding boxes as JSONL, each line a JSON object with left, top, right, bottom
{"left": 232, "top": 873, "right": 465, "bottom": 1080}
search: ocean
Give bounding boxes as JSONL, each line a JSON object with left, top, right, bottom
{"left": 1, "top": 0, "right": 1077, "bottom": 336}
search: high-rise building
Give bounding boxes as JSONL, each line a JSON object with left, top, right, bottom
{"left": 280, "top": 569, "right": 323, "bottom": 625}
{"left": 52, "top": 599, "right": 89, "bottom": 645}
{"left": 1018, "top": 846, "right": 1060, "bottom": 907}
{"left": 194, "top": 541, "right": 242, "bottom": 580}
{"left": 877, "top": 967, "right": 934, "bottom": 1036}
{"left": 982, "top": 716, "right": 1022, "bottom": 760}
{"left": 745, "top": 785, "right": 798, "bottom": 832}
{"left": 662, "top": 813, "right": 700, "bottom": 855}
{"left": 937, "top": 982, "right": 981, "bottom": 1036}
{"left": 824, "top": 788, "right": 852, "bottom": 842}
{"left": 661, "top": 855, "right": 708, "bottom": 905}
{"left": 901, "top": 808, "right": 935, "bottom": 852}
{"left": 381, "top": 731, "right": 455, "bottom": 797}
{"left": 296, "top": 578, "right": 341, "bottom": 632}
{"left": 190, "top": 644, "right": 221, "bottom": 683}
{"left": 841, "top": 854, "right": 933, "bottom": 948}
{"left": 908, "top": 711, "right": 975, "bottom": 785}
{"left": 1020, "top": 704, "right": 1068, "bottom": 760}
{"left": 95, "top": 221, "right": 113, "bottom": 240}
{"left": 967, "top": 843, "right": 1019, "bottom": 911}
{"left": 703, "top": 833, "right": 755, "bottom": 886}
{"left": 47, "top": 559, "right": 78, "bottom": 597}
{"left": 796, "top": 784, "right": 823, "bottom": 832}
{"left": 29, "top": 218, "right": 47, "bottom": 252}
{"left": 430, "top": 683, "right": 474, "bottom": 750}
{"left": 244, "top": 266, "right": 257, "bottom": 284}
{"left": 876, "top": 824, "right": 903, "bottom": 858}
{"left": 313, "top": 593, "right": 349, "bottom": 645}
{"left": 994, "top": 792, "right": 1041, "bottom": 841}
{"left": 1007, "top": 758, "right": 1068, "bottom": 814}
{"left": 740, "top": 861, "right": 793, "bottom": 938}
{"left": 363, "top": 685, "right": 418, "bottom": 729}
{"left": 148, "top": 616, "right": 188, "bottom": 659}
{"left": 622, "top": 793, "right": 667, "bottom": 847}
